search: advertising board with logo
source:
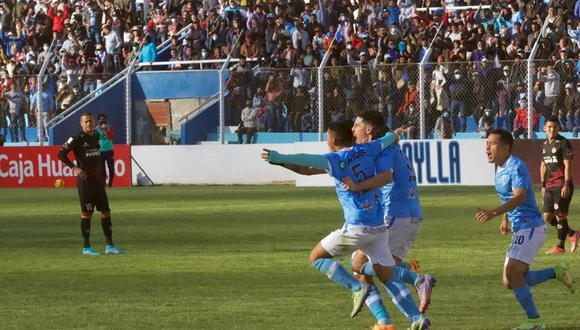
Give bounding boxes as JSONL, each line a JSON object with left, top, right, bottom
{"left": 0, "top": 145, "right": 131, "bottom": 188}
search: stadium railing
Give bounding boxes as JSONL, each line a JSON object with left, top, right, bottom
{"left": 44, "top": 23, "right": 194, "bottom": 141}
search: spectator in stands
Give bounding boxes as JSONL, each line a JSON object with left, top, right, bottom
{"left": 138, "top": 36, "right": 157, "bottom": 68}
{"left": 538, "top": 65, "right": 561, "bottom": 116}
{"left": 435, "top": 111, "right": 454, "bottom": 139}
{"left": 479, "top": 108, "right": 495, "bottom": 138}
{"left": 394, "top": 102, "right": 418, "bottom": 140}
{"left": 237, "top": 100, "right": 257, "bottom": 144}
{"left": 513, "top": 98, "right": 538, "bottom": 139}
{"left": 560, "top": 83, "right": 580, "bottom": 131}
{"left": 397, "top": 81, "right": 417, "bottom": 127}
{"left": 3, "top": 81, "right": 25, "bottom": 142}
{"left": 449, "top": 68, "right": 469, "bottom": 132}
{"left": 30, "top": 83, "right": 54, "bottom": 142}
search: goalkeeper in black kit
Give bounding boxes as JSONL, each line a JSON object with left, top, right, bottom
{"left": 57, "top": 112, "right": 124, "bottom": 256}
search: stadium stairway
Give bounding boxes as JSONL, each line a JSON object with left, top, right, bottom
{"left": 45, "top": 24, "right": 194, "bottom": 146}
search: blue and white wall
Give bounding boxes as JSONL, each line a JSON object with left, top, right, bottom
{"left": 131, "top": 139, "right": 494, "bottom": 186}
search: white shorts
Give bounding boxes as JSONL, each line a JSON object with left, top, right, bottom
{"left": 385, "top": 216, "right": 422, "bottom": 260}
{"left": 321, "top": 224, "right": 396, "bottom": 267}
{"left": 504, "top": 225, "right": 547, "bottom": 267}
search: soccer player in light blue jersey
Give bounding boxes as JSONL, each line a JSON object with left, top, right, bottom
{"left": 341, "top": 111, "right": 436, "bottom": 330}
{"left": 261, "top": 121, "right": 431, "bottom": 330}
{"left": 476, "top": 129, "right": 575, "bottom": 330}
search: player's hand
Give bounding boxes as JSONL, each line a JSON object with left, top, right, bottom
{"left": 500, "top": 219, "right": 511, "bottom": 235}
{"left": 476, "top": 208, "right": 497, "bottom": 223}
{"left": 341, "top": 177, "right": 360, "bottom": 191}
{"left": 561, "top": 185, "right": 570, "bottom": 199}
{"left": 261, "top": 148, "right": 272, "bottom": 162}
{"left": 74, "top": 167, "right": 87, "bottom": 180}
{"left": 541, "top": 187, "right": 546, "bottom": 197}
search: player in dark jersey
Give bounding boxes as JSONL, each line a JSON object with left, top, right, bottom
{"left": 57, "top": 112, "right": 124, "bottom": 256}
{"left": 541, "top": 116, "right": 580, "bottom": 254}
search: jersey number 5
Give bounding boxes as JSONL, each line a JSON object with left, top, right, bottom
{"left": 351, "top": 163, "right": 368, "bottom": 180}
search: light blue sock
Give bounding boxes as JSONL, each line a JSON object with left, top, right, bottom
{"left": 360, "top": 261, "right": 378, "bottom": 277}
{"left": 393, "top": 265, "right": 418, "bottom": 285}
{"left": 524, "top": 268, "right": 555, "bottom": 287}
{"left": 513, "top": 285, "right": 539, "bottom": 319}
{"left": 382, "top": 276, "right": 422, "bottom": 322}
{"left": 365, "top": 284, "right": 391, "bottom": 325}
{"left": 312, "top": 258, "right": 362, "bottom": 292}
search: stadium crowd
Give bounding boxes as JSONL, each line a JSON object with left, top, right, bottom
{"left": 222, "top": 0, "right": 580, "bottom": 141}
{"left": 2, "top": 0, "right": 580, "bottom": 143}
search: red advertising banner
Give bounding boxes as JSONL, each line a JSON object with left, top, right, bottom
{"left": 0, "top": 145, "right": 131, "bottom": 188}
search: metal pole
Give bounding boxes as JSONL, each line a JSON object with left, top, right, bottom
{"left": 317, "top": 27, "right": 339, "bottom": 142}
{"left": 37, "top": 77, "right": 43, "bottom": 146}
{"left": 217, "top": 30, "right": 244, "bottom": 145}
{"left": 418, "top": 20, "right": 444, "bottom": 140}
{"left": 526, "top": 19, "right": 550, "bottom": 140}
{"left": 219, "top": 69, "right": 225, "bottom": 144}
{"left": 419, "top": 56, "right": 427, "bottom": 140}
{"left": 126, "top": 59, "right": 134, "bottom": 144}
{"left": 318, "top": 66, "right": 324, "bottom": 141}
{"left": 527, "top": 58, "right": 533, "bottom": 139}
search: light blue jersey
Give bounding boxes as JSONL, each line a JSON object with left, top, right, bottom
{"left": 377, "top": 145, "right": 423, "bottom": 219}
{"left": 495, "top": 155, "right": 544, "bottom": 232}
{"left": 325, "top": 140, "right": 385, "bottom": 227}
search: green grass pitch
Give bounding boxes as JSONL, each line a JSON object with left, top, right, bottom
{"left": 0, "top": 186, "right": 579, "bottom": 329}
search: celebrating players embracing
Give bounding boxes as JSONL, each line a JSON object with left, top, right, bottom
{"left": 57, "top": 112, "right": 124, "bottom": 256}
{"left": 262, "top": 121, "right": 431, "bottom": 330}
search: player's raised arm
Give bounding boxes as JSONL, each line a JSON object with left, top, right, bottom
{"left": 261, "top": 148, "right": 330, "bottom": 170}
{"left": 378, "top": 132, "right": 397, "bottom": 149}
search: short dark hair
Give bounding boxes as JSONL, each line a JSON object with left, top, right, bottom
{"left": 97, "top": 113, "right": 107, "bottom": 120}
{"left": 488, "top": 129, "right": 513, "bottom": 150}
{"left": 328, "top": 120, "right": 354, "bottom": 147}
{"left": 357, "top": 110, "right": 388, "bottom": 139}
{"left": 80, "top": 112, "right": 93, "bottom": 119}
{"left": 544, "top": 115, "right": 560, "bottom": 127}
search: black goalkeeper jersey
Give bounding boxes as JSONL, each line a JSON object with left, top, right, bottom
{"left": 57, "top": 130, "right": 104, "bottom": 181}
{"left": 542, "top": 134, "right": 574, "bottom": 189}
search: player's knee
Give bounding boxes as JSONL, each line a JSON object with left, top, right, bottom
{"left": 502, "top": 276, "right": 514, "bottom": 289}
{"left": 556, "top": 211, "right": 568, "bottom": 220}
{"left": 101, "top": 211, "right": 111, "bottom": 219}
{"left": 544, "top": 213, "right": 556, "bottom": 226}
{"left": 350, "top": 254, "right": 367, "bottom": 273}
{"left": 81, "top": 212, "right": 93, "bottom": 219}
{"left": 376, "top": 266, "right": 394, "bottom": 283}
{"left": 504, "top": 267, "right": 524, "bottom": 289}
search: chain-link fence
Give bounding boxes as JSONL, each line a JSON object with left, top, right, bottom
{"left": 43, "top": 58, "right": 577, "bottom": 146}
{"left": 421, "top": 59, "right": 531, "bottom": 139}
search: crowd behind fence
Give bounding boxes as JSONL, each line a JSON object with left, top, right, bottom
{"left": 4, "top": 58, "right": 580, "bottom": 144}
{"left": 4, "top": 0, "right": 580, "bottom": 144}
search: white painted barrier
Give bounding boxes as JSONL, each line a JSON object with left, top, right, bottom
{"left": 131, "top": 140, "right": 495, "bottom": 186}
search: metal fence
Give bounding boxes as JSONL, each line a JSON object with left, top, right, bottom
{"left": 32, "top": 58, "right": 579, "bottom": 146}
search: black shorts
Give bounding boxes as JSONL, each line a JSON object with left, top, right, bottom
{"left": 77, "top": 177, "right": 110, "bottom": 213}
{"left": 543, "top": 185, "right": 574, "bottom": 216}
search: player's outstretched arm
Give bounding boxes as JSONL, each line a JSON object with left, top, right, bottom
{"left": 378, "top": 132, "right": 397, "bottom": 149}
{"left": 281, "top": 164, "right": 327, "bottom": 176}
{"left": 341, "top": 170, "right": 393, "bottom": 192}
{"left": 476, "top": 188, "right": 526, "bottom": 223}
{"left": 261, "top": 149, "right": 330, "bottom": 170}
